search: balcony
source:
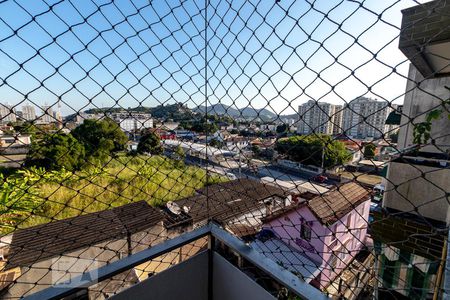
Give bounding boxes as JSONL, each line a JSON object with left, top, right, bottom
{"left": 399, "top": 1, "right": 450, "bottom": 78}
{"left": 23, "top": 223, "right": 326, "bottom": 300}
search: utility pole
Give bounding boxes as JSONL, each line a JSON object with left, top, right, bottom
{"left": 321, "top": 147, "right": 325, "bottom": 171}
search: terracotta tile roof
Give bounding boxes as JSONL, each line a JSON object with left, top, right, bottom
{"left": 197, "top": 178, "right": 288, "bottom": 200}
{"left": 307, "top": 182, "right": 369, "bottom": 225}
{"left": 3, "top": 201, "right": 164, "bottom": 270}
{"left": 175, "top": 179, "right": 287, "bottom": 225}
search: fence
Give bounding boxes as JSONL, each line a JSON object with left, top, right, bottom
{"left": 0, "top": 0, "right": 449, "bottom": 299}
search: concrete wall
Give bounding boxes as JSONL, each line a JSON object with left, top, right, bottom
{"left": 398, "top": 64, "right": 450, "bottom": 153}
{"left": 213, "top": 252, "right": 275, "bottom": 300}
{"left": 111, "top": 251, "right": 209, "bottom": 300}
{"left": 383, "top": 161, "right": 450, "bottom": 224}
{"left": 111, "top": 251, "right": 276, "bottom": 300}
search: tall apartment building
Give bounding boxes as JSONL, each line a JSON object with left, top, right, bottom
{"left": 342, "top": 97, "right": 393, "bottom": 139}
{"left": 40, "top": 105, "right": 54, "bottom": 124}
{"left": 0, "top": 103, "right": 17, "bottom": 124}
{"left": 332, "top": 105, "right": 343, "bottom": 135}
{"left": 297, "top": 100, "right": 342, "bottom": 135}
{"left": 21, "top": 104, "right": 36, "bottom": 121}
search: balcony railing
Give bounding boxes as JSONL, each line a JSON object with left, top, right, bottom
{"left": 24, "top": 223, "right": 327, "bottom": 300}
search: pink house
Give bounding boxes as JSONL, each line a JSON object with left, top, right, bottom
{"left": 261, "top": 182, "right": 371, "bottom": 290}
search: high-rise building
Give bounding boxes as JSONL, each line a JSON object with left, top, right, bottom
{"left": 332, "top": 105, "right": 343, "bottom": 135}
{"left": 0, "top": 103, "right": 17, "bottom": 124}
{"left": 21, "top": 104, "right": 36, "bottom": 121}
{"left": 40, "top": 105, "right": 54, "bottom": 124}
{"left": 342, "top": 97, "right": 393, "bottom": 139}
{"left": 297, "top": 100, "right": 342, "bottom": 135}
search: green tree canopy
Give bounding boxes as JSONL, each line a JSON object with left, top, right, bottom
{"left": 72, "top": 118, "right": 128, "bottom": 161}
{"left": 190, "top": 121, "right": 218, "bottom": 133}
{"left": 276, "top": 124, "right": 288, "bottom": 134}
{"left": 363, "top": 143, "right": 376, "bottom": 159}
{"left": 26, "top": 133, "right": 85, "bottom": 171}
{"left": 138, "top": 131, "right": 163, "bottom": 155}
{"left": 174, "top": 145, "right": 186, "bottom": 168}
{"left": 275, "top": 135, "right": 351, "bottom": 169}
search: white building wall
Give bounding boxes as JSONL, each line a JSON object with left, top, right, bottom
{"left": 21, "top": 105, "right": 36, "bottom": 121}
{"left": 398, "top": 64, "right": 450, "bottom": 153}
{"left": 297, "top": 100, "right": 341, "bottom": 135}
{"left": 342, "top": 97, "right": 393, "bottom": 139}
{"left": 0, "top": 104, "right": 17, "bottom": 124}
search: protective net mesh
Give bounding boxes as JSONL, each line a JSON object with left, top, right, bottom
{"left": 0, "top": 0, "right": 449, "bottom": 299}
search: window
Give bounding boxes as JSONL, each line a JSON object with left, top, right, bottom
{"left": 300, "top": 218, "right": 312, "bottom": 241}
{"left": 329, "top": 223, "right": 338, "bottom": 249}
{"left": 329, "top": 253, "right": 338, "bottom": 269}
{"left": 329, "top": 237, "right": 338, "bottom": 250}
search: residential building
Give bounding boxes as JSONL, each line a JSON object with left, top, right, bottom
{"left": 261, "top": 182, "right": 371, "bottom": 290}
{"left": 119, "top": 118, "right": 136, "bottom": 132}
{"left": 213, "top": 130, "right": 249, "bottom": 152}
{"left": 0, "top": 103, "right": 16, "bottom": 124}
{"left": 20, "top": 104, "right": 36, "bottom": 121}
{"left": 0, "top": 201, "right": 171, "bottom": 298}
{"left": 0, "top": 178, "right": 294, "bottom": 298}
{"left": 384, "top": 104, "right": 401, "bottom": 138}
{"left": 260, "top": 124, "right": 277, "bottom": 132}
{"left": 397, "top": 65, "right": 450, "bottom": 153}
{"left": 119, "top": 116, "right": 153, "bottom": 133}
{"left": 0, "top": 134, "right": 31, "bottom": 148}
{"left": 332, "top": 105, "right": 343, "bottom": 135}
{"left": 297, "top": 100, "right": 342, "bottom": 135}
{"left": 150, "top": 128, "right": 176, "bottom": 140}
{"left": 342, "top": 97, "right": 393, "bottom": 139}
{"left": 372, "top": 2, "right": 450, "bottom": 299}
{"left": 372, "top": 212, "right": 446, "bottom": 299}
{"left": 40, "top": 105, "right": 54, "bottom": 124}
{"left": 174, "top": 179, "right": 290, "bottom": 231}
{"left": 223, "top": 136, "right": 249, "bottom": 152}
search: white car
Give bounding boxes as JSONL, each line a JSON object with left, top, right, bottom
{"left": 226, "top": 173, "right": 237, "bottom": 180}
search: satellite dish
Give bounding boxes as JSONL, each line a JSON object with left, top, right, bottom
{"left": 166, "top": 201, "right": 181, "bottom": 215}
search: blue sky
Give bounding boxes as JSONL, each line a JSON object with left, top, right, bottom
{"left": 0, "top": 0, "right": 429, "bottom": 116}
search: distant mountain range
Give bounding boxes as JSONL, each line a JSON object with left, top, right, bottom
{"left": 194, "top": 104, "right": 277, "bottom": 121}
{"left": 70, "top": 103, "right": 296, "bottom": 122}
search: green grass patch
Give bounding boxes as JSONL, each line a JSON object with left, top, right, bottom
{"left": 1, "top": 155, "right": 226, "bottom": 233}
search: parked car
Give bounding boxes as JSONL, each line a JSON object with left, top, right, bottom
{"left": 226, "top": 172, "right": 237, "bottom": 180}
{"left": 311, "top": 174, "right": 328, "bottom": 183}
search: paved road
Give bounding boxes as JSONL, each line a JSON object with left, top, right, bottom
{"left": 164, "top": 150, "right": 334, "bottom": 190}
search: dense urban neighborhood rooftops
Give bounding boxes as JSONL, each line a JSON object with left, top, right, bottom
{"left": 263, "top": 182, "right": 370, "bottom": 226}
{"left": 2, "top": 201, "right": 164, "bottom": 270}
